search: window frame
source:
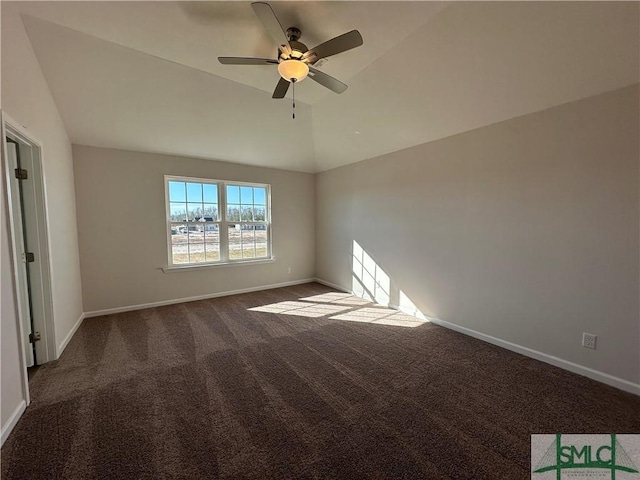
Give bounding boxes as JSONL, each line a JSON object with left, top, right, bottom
{"left": 165, "top": 175, "right": 272, "bottom": 268}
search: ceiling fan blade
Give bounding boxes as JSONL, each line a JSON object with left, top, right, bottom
{"left": 251, "top": 2, "right": 291, "bottom": 52}
{"left": 303, "top": 30, "right": 363, "bottom": 63}
{"left": 272, "top": 77, "right": 290, "bottom": 99}
{"left": 308, "top": 67, "right": 348, "bottom": 94}
{"left": 218, "top": 57, "right": 277, "bottom": 65}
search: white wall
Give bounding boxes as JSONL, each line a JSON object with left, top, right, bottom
{"left": 73, "top": 145, "right": 316, "bottom": 313}
{"left": 316, "top": 85, "right": 640, "bottom": 387}
{"left": 1, "top": 4, "right": 84, "bottom": 438}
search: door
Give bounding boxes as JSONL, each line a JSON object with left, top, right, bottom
{"left": 7, "top": 141, "right": 37, "bottom": 367}
{"left": 5, "top": 136, "right": 49, "bottom": 366}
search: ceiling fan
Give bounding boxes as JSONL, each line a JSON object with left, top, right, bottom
{"left": 218, "top": 2, "right": 363, "bottom": 99}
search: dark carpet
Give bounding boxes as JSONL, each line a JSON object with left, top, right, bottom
{"left": 2, "top": 282, "right": 639, "bottom": 479}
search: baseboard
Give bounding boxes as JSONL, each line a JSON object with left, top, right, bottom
{"left": 84, "top": 278, "right": 316, "bottom": 318}
{"left": 313, "top": 277, "right": 350, "bottom": 293}
{"left": 427, "top": 316, "right": 640, "bottom": 396}
{"left": 56, "top": 312, "right": 85, "bottom": 358}
{"left": 1, "top": 400, "right": 26, "bottom": 447}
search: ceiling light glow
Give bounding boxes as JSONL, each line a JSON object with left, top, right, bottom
{"left": 278, "top": 59, "right": 309, "bottom": 83}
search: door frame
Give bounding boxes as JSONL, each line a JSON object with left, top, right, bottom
{"left": 2, "top": 113, "right": 56, "bottom": 379}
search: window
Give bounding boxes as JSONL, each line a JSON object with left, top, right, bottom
{"left": 166, "top": 176, "right": 271, "bottom": 266}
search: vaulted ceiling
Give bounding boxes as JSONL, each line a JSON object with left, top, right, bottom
{"left": 5, "top": 1, "right": 639, "bottom": 172}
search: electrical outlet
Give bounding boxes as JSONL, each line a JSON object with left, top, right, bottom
{"left": 287, "top": 267, "right": 291, "bottom": 274}
{"left": 582, "top": 332, "right": 597, "bottom": 350}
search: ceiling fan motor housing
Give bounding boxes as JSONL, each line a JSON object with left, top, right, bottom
{"left": 279, "top": 28, "right": 308, "bottom": 61}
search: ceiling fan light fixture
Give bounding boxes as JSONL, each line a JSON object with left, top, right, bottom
{"left": 278, "top": 59, "right": 309, "bottom": 83}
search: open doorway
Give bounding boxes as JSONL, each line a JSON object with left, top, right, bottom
{"left": 3, "top": 118, "right": 56, "bottom": 378}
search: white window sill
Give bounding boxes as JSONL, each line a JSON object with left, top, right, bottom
{"left": 162, "top": 257, "right": 275, "bottom": 273}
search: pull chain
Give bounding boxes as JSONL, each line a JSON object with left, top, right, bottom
{"left": 292, "top": 78, "right": 296, "bottom": 120}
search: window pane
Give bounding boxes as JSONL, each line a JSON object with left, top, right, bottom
{"left": 203, "top": 184, "right": 218, "bottom": 203}
{"left": 171, "top": 224, "right": 189, "bottom": 264}
{"left": 203, "top": 224, "right": 219, "bottom": 235}
{"left": 205, "top": 226, "right": 220, "bottom": 262}
{"left": 188, "top": 229, "right": 205, "bottom": 263}
{"left": 202, "top": 203, "right": 218, "bottom": 220}
{"left": 241, "top": 206, "right": 253, "bottom": 222}
{"left": 255, "top": 225, "right": 268, "bottom": 258}
{"left": 227, "top": 204, "right": 240, "bottom": 222}
{"left": 242, "top": 226, "right": 256, "bottom": 258}
{"left": 253, "top": 206, "right": 266, "bottom": 221}
{"left": 227, "top": 185, "right": 239, "bottom": 204}
{"left": 228, "top": 225, "right": 242, "bottom": 260}
{"left": 169, "top": 181, "right": 186, "bottom": 202}
{"left": 205, "top": 243, "right": 220, "bottom": 262}
{"left": 186, "top": 183, "right": 202, "bottom": 202}
{"left": 253, "top": 187, "right": 266, "bottom": 205}
{"left": 188, "top": 203, "right": 204, "bottom": 221}
{"left": 189, "top": 243, "right": 205, "bottom": 263}
{"left": 240, "top": 186, "right": 253, "bottom": 204}
{"left": 170, "top": 203, "right": 188, "bottom": 222}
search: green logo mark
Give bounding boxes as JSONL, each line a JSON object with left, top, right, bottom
{"left": 533, "top": 434, "right": 639, "bottom": 479}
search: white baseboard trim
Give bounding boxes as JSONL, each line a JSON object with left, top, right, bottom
{"left": 427, "top": 316, "right": 640, "bottom": 396}
{"left": 84, "top": 278, "right": 317, "bottom": 318}
{"left": 56, "top": 312, "right": 85, "bottom": 358}
{"left": 1, "top": 400, "right": 26, "bottom": 447}
{"left": 313, "top": 277, "right": 350, "bottom": 293}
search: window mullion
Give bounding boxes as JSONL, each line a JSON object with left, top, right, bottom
{"left": 220, "top": 182, "right": 228, "bottom": 262}
{"left": 166, "top": 181, "right": 172, "bottom": 265}
{"left": 267, "top": 185, "right": 272, "bottom": 258}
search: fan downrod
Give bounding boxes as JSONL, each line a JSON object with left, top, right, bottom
{"left": 286, "top": 27, "right": 301, "bottom": 42}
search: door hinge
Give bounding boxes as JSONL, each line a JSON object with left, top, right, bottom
{"left": 29, "top": 331, "right": 41, "bottom": 343}
{"left": 14, "top": 168, "right": 28, "bottom": 180}
{"left": 23, "top": 252, "right": 35, "bottom": 263}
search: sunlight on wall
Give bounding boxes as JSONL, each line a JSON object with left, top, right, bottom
{"left": 398, "top": 291, "right": 427, "bottom": 320}
{"left": 352, "top": 241, "right": 427, "bottom": 320}
{"left": 352, "top": 241, "right": 390, "bottom": 305}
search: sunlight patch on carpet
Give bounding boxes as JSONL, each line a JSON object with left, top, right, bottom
{"left": 299, "top": 292, "right": 372, "bottom": 306}
{"left": 249, "top": 301, "right": 351, "bottom": 318}
{"left": 330, "top": 307, "right": 427, "bottom": 328}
